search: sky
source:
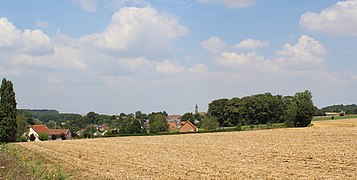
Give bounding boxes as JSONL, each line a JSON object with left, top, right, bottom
{"left": 1, "top": 0, "right": 357, "bottom": 115}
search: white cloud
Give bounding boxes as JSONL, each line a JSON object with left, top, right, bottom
{"left": 0, "top": 17, "right": 21, "bottom": 48}
{"left": 197, "top": 0, "right": 254, "bottom": 8}
{"left": 0, "top": 17, "right": 53, "bottom": 55}
{"left": 156, "top": 60, "right": 185, "bottom": 74}
{"left": 72, "top": 0, "right": 97, "bottom": 13}
{"left": 300, "top": 0, "right": 357, "bottom": 36}
{"left": 234, "top": 38, "right": 269, "bottom": 50}
{"left": 201, "top": 37, "right": 227, "bottom": 54}
{"left": 275, "top": 35, "right": 327, "bottom": 70}
{"left": 12, "top": 46, "right": 87, "bottom": 69}
{"left": 216, "top": 51, "right": 267, "bottom": 69}
{"left": 213, "top": 35, "right": 327, "bottom": 74}
{"left": 188, "top": 64, "right": 208, "bottom": 74}
{"left": 35, "top": 19, "right": 49, "bottom": 28}
{"left": 81, "top": 6, "right": 188, "bottom": 58}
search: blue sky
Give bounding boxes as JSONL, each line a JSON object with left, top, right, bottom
{"left": 1, "top": 0, "right": 357, "bottom": 115}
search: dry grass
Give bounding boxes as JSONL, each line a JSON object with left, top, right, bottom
{"left": 15, "top": 119, "right": 357, "bottom": 179}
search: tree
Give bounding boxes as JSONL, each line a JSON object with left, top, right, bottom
{"left": 131, "top": 118, "right": 142, "bottom": 134}
{"left": 201, "top": 115, "right": 219, "bottom": 130}
{"left": 46, "top": 120, "right": 56, "bottom": 129}
{"left": 181, "top": 112, "right": 194, "bottom": 124}
{"left": 16, "top": 113, "right": 28, "bottom": 139}
{"left": 282, "top": 96, "right": 297, "bottom": 127}
{"left": 38, "top": 132, "right": 49, "bottom": 141}
{"left": 294, "top": 90, "right": 315, "bottom": 127}
{"left": 149, "top": 113, "right": 167, "bottom": 133}
{"left": 0, "top": 78, "right": 17, "bottom": 142}
{"left": 208, "top": 98, "right": 229, "bottom": 126}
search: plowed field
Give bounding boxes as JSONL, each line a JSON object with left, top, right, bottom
{"left": 16, "top": 119, "right": 357, "bottom": 179}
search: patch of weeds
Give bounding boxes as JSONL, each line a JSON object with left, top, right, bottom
{"left": 0, "top": 143, "right": 69, "bottom": 180}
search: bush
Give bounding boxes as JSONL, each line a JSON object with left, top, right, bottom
{"left": 29, "top": 134, "right": 36, "bottom": 141}
{"left": 285, "top": 120, "right": 295, "bottom": 127}
{"left": 60, "top": 133, "right": 67, "bottom": 140}
{"left": 201, "top": 115, "right": 219, "bottom": 130}
{"left": 51, "top": 134, "right": 57, "bottom": 140}
{"left": 18, "top": 135, "right": 28, "bottom": 142}
{"left": 38, "top": 132, "right": 49, "bottom": 141}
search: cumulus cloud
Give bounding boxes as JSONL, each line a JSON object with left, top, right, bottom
{"left": 201, "top": 36, "right": 227, "bottom": 54}
{"left": 0, "top": 17, "right": 53, "bottom": 55}
{"left": 197, "top": 0, "right": 254, "bottom": 8}
{"left": 275, "top": 35, "right": 327, "bottom": 70}
{"left": 235, "top": 38, "right": 269, "bottom": 50}
{"left": 81, "top": 6, "right": 188, "bottom": 58}
{"left": 213, "top": 35, "right": 327, "bottom": 74}
{"left": 118, "top": 57, "right": 207, "bottom": 75}
{"left": 300, "top": 0, "right": 357, "bottom": 36}
{"left": 216, "top": 51, "right": 268, "bottom": 69}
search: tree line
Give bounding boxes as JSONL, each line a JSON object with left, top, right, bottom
{"left": 0, "top": 77, "right": 324, "bottom": 142}
{"left": 208, "top": 90, "right": 315, "bottom": 127}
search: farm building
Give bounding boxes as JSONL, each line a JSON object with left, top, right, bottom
{"left": 179, "top": 121, "right": 198, "bottom": 133}
{"left": 28, "top": 124, "right": 71, "bottom": 141}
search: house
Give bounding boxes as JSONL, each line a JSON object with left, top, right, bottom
{"left": 168, "top": 121, "right": 177, "bottom": 130}
{"left": 166, "top": 114, "right": 181, "bottom": 130}
{"left": 179, "top": 121, "right": 198, "bottom": 133}
{"left": 28, "top": 124, "right": 71, "bottom": 141}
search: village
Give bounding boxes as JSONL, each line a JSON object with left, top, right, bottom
{"left": 25, "top": 105, "right": 206, "bottom": 141}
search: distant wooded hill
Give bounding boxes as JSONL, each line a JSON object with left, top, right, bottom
{"left": 18, "top": 109, "right": 81, "bottom": 123}
{"left": 320, "top": 104, "right": 357, "bottom": 114}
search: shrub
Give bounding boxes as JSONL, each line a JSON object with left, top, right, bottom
{"left": 51, "top": 134, "right": 57, "bottom": 140}
{"left": 18, "top": 135, "right": 28, "bottom": 142}
{"left": 201, "top": 115, "right": 219, "bottom": 130}
{"left": 38, "top": 132, "right": 49, "bottom": 141}
{"left": 60, "top": 133, "right": 67, "bottom": 140}
{"left": 29, "top": 134, "right": 36, "bottom": 141}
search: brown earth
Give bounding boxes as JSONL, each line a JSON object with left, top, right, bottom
{"left": 15, "top": 119, "right": 357, "bottom": 179}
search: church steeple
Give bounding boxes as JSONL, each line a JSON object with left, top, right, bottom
{"left": 195, "top": 104, "right": 198, "bottom": 114}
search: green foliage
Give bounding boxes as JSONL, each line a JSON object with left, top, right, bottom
{"left": 149, "top": 113, "right": 167, "bottom": 133}
{"left": 208, "top": 98, "right": 229, "bottom": 126}
{"left": 46, "top": 120, "right": 56, "bottom": 129}
{"left": 83, "top": 125, "right": 97, "bottom": 138}
{"left": 0, "top": 78, "right": 17, "bottom": 142}
{"left": 38, "top": 132, "right": 49, "bottom": 141}
{"left": 18, "top": 135, "right": 28, "bottom": 142}
{"left": 321, "top": 104, "right": 357, "bottom": 114}
{"left": 208, "top": 90, "right": 315, "bottom": 128}
{"left": 201, "top": 115, "right": 219, "bottom": 130}
{"left": 181, "top": 112, "right": 195, "bottom": 124}
{"left": 0, "top": 144, "right": 69, "bottom": 179}
{"left": 294, "top": 90, "right": 314, "bottom": 127}
{"left": 16, "top": 113, "right": 28, "bottom": 139}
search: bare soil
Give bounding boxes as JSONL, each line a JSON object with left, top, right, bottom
{"left": 15, "top": 119, "right": 357, "bottom": 179}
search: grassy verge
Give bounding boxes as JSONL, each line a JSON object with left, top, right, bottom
{"left": 312, "top": 114, "right": 357, "bottom": 121}
{"left": 0, "top": 143, "right": 69, "bottom": 180}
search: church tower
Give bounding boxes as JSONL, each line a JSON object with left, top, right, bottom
{"left": 195, "top": 104, "right": 199, "bottom": 114}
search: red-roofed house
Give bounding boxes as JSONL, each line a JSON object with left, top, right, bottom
{"left": 168, "top": 121, "right": 177, "bottom": 130}
{"left": 29, "top": 124, "right": 71, "bottom": 141}
{"left": 179, "top": 121, "right": 198, "bottom": 133}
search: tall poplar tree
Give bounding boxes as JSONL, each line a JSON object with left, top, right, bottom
{"left": 0, "top": 78, "right": 17, "bottom": 142}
